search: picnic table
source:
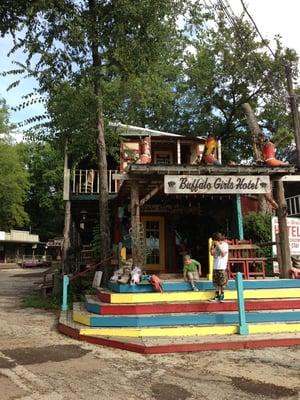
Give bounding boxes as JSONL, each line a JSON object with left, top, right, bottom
{"left": 228, "top": 243, "right": 266, "bottom": 279}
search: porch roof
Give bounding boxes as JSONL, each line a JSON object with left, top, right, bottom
{"left": 127, "top": 164, "right": 296, "bottom": 176}
{"left": 114, "top": 164, "right": 297, "bottom": 201}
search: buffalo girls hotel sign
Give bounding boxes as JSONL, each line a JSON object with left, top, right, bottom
{"left": 164, "top": 175, "right": 271, "bottom": 194}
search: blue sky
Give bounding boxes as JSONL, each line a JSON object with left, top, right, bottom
{"left": 1, "top": 0, "right": 300, "bottom": 131}
{"left": 0, "top": 35, "right": 45, "bottom": 131}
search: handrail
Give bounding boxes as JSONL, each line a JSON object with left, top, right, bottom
{"left": 61, "top": 254, "right": 114, "bottom": 311}
{"left": 68, "top": 255, "right": 114, "bottom": 281}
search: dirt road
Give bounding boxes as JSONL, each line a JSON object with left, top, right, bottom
{"left": 0, "top": 268, "right": 299, "bottom": 400}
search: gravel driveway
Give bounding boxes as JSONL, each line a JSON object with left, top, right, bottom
{"left": 0, "top": 268, "right": 299, "bottom": 400}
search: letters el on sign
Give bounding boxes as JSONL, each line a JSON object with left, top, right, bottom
{"left": 164, "top": 175, "right": 271, "bottom": 194}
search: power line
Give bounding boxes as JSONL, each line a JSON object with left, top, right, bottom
{"left": 239, "top": 0, "right": 276, "bottom": 59}
{"left": 212, "top": 0, "right": 287, "bottom": 105}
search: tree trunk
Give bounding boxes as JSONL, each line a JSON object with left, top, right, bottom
{"left": 61, "top": 200, "right": 71, "bottom": 274}
{"left": 88, "top": 0, "right": 111, "bottom": 285}
{"left": 130, "top": 181, "right": 141, "bottom": 267}
{"left": 273, "top": 181, "right": 292, "bottom": 278}
{"left": 242, "top": 102, "right": 269, "bottom": 213}
{"left": 242, "top": 103, "right": 265, "bottom": 162}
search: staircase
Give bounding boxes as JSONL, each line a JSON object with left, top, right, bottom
{"left": 59, "top": 279, "right": 300, "bottom": 354}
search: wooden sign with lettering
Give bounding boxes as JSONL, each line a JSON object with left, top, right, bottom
{"left": 164, "top": 175, "right": 271, "bottom": 194}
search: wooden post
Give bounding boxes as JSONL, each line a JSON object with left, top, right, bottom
{"left": 273, "top": 180, "right": 291, "bottom": 278}
{"left": 177, "top": 139, "right": 181, "bottom": 164}
{"left": 235, "top": 195, "right": 244, "bottom": 240}
{"left": 131, "top": 181, "right": 140, "bottom": 267}
{"left": 285, "top": 65, "right": 300, "bottom": 168}
{"left": 236, "top": 272, "right": 249, "bottom": 335}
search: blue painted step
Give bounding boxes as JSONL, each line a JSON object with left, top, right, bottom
{"left": 74, "top": 305, "right": 300, "bottom": 327}
{"left": 107, "top": 279, "right": 300, "bottom": 293}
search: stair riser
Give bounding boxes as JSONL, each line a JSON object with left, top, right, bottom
{"left": 85, "top": 299, "right": 300, "bottom": 315}
{"left": 58, "top": 321, "right": 300, "bottom": 353}
{"left": 98, "top": 288, "right": 300, "bottom": 304}
{"left": 73, "top": 310, "right": 300, "bottom": 327}
{"left": 108, "top": 279, "right": 300, "bottom": 293}
{"left": 78, "top": 323, "right": 300, "bottom": 337}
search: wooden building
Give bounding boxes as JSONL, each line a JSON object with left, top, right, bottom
{"left": 0, "top": 230, "right": 40, "bottom": 263}
{"left": 64, "top": 124, "right": 296, "bottom": 275}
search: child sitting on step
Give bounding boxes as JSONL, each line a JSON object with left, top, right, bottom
{"left": 183, "top": 254, "right": 202, "bottom": 291}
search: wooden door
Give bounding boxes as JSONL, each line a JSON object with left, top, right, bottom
{"left": 142, "top": 216, "right": 165, "bottom": 272}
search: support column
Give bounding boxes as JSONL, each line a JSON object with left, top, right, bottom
{"left": 273, "top": 181, "right": 291, "bottom": 278}
{"left": 235, "top": 195, "right": 244, "bottom": 240}
{"left": 130, "top": 181, "right": 141, "bottom": 267}
{"left": 177, "top": 139, "right": 181, "bottom": 164}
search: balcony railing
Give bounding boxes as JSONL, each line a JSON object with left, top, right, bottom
{"left": 286, "top": 195, "right": 300, "bottom": 216}
{"left": 71, "top": 169, "right": 118, "bottom": 195}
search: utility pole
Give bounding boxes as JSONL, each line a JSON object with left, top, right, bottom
{"left": 285, "top": 65, "right": 300, "bottom": 168}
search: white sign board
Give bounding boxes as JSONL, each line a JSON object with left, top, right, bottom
{"left": 164, "top": 175, "right": 271, "bottom": 194}
{"left": 0, "top": 231, "right": 5, "bottom": 241}
{"left": 272, "top": 216, "right": 300, "bottom": 273}
{"left": 92, "top": 271, "right": 103, "bottom": 289}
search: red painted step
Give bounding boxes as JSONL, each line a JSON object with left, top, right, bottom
{"left": 58, "top": 321, "right": 300, "bottom": 354}
{"left": 86, "top": 296, "right": 300, "bottom": 315}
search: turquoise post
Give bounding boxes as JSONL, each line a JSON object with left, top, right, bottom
{"left": 236, "top": 272, "right": 249, "bottom": 335}
{"left": 61, "top": 275, "right": 70, "bottom": 312}
{"left": 235, "top": 194, "right": 244, "bottom": 240}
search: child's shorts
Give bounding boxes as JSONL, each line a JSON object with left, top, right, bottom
{"left": 213, "top": 270, "right": 228, "bottom": 286}
{"left": 187, "top": 272, "right": 199, "bottom": 280}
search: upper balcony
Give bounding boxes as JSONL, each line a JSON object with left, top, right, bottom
{"left": 63, "top": 124, "right": 222, "bottom": 200}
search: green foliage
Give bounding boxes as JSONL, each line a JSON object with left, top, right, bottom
{"left": 68, "top": 275, "right": 97, "bottom": 303}
{"left": 21, "top": 293, "right": 59, "bottom": 310}
{"left": 0, "top": 98, "right": 12, "bottom": 134}
{"left": 0, "top": 140, "right": 29, "bottom": 230}
{"left": 174, "top": 5, "right": 298, "bottom": 161}
{"left": 19, "top": 141, "right": 64, "bottom": 241}
{"left": 244, "top": 212, "right": 273, "bottom": 275}
{"left": 244, "top": 212, "right": 272, "bottom": 243}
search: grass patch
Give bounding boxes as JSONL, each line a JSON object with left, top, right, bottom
{"left": 21, "top": 293, "right": 59, "bottom": 310}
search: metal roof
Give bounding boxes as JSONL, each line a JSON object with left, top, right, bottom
{"left": 109, "top": 122, "right": 206, "bottom": 140}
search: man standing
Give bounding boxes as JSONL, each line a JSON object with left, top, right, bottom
{"left": 210, "top": 232, "right": 229, "bottom": 302}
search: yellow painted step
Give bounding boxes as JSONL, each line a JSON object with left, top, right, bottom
{"left": 104, "top": 288, "right": 300, "bottom": 304}
{"left": 79, "top": 323, "right": 300, "bottom": 338}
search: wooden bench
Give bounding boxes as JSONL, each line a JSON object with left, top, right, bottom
{"left": 34, "top": 268, "right": 55, "bottom": 296}
{"left": 228, "top": 244, "right": 266, "bottom": 279}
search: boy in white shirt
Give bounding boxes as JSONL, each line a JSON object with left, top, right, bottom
{"left": 210, "top": 232, "right": 229, "bottom": 302}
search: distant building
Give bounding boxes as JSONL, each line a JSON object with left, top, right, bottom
{"left": 0, "top": 230, "right": 40, "bottom": 263}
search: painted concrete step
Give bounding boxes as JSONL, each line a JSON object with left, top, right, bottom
{"left": 98, "top": 287, "right": 300, "bottom": 304}
{"left": 86, "top": 295, "right": 300, "bottom": 315}
{"left": 108, "top": 279, "right": 300, "bottom": 293}
{"left": 59, "top": 312, "right": 300, "bottom": 353}
{"left": 74, "top": 303, "right": 300, "bottom": 328}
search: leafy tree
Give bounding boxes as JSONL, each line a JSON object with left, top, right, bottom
{"left": 18, "top": 142, "right": 64, "bottom": 241}
{"left": 3, "top": 0, "right": 186, "bottom": 278}
{"left": 0, "top": 97, "right": 15, "bottom": 135}
{"left": 175, "top": 6, "right": 298, "bottom": 161}
{"left": 0, "top": 140, "right": 29, "bottom": 230}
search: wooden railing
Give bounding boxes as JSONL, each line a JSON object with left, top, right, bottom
{"left": 71, "top": 169, "right": 118, "bottom": 194}
{"left": 286, "top": 195, "right": 300, "bottom": 216}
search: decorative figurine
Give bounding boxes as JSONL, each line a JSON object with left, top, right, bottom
{"left": 202, "top": 134, "right": 221, "bottom": 165}
{"left": 136, "top": 136, "right": 151, "bottom": 164}
{"left": 262, "top": 140, "right": 289, "bottom": 167}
